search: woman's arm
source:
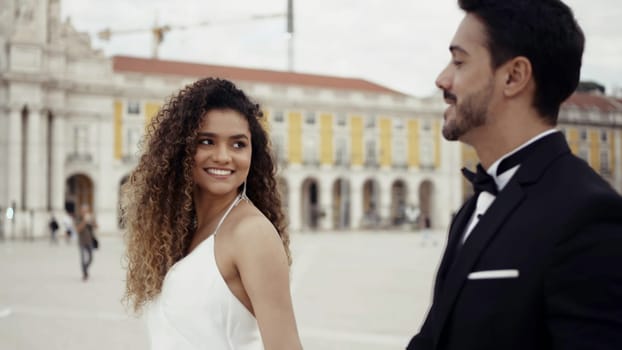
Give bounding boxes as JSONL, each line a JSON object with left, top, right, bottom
{"left": 234, "top": 217, "right": 303, "bottom": 350}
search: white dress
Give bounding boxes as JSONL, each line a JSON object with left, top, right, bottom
{"left": 147, "top": 194, "right": 263, "bottom": 349}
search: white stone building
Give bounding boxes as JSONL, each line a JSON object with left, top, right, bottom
{"left": 0, "top": 0, "right": 465, "bottom": 238}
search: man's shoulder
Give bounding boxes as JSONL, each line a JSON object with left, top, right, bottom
{"left": 547, "top": 152, "right": 618, "bottom": 194}
{"left": 548, "top": 154, "right": 622, "bottom": 218}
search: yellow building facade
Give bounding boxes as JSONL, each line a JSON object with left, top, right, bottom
{"left": 110, "top": 72, "right": 460, "bottom": 232}
{"left": 461, "top": 91, "right": 622, "bottom": 200}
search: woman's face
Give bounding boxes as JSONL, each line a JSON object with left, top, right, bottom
{"left": 192, "top": 108, "right": 252, "bottom": 199}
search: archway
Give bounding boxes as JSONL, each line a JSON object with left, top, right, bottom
{"left": 390, "top": 180, "right": 408, "bottom": 226}
{"left": 332, "top": 178, "right": 350, "bottom": 229}
{"left": 418, "top": 180, "right": 434, "bottom": 229}
{"left": 65, "top": 174, "right": 94, "bottom": 216}
{"left": 301, "top": 178, "right": 320, "bottom": 230}
{"left": 362, "top": 178, "right": 380, "bottom": 228}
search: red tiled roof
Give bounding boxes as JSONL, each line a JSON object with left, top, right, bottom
{"left": 112, "top": 56, "right": 405, "bottom": 95}
{"left": 562, "top": 92, "right": 622, "bottom": 112}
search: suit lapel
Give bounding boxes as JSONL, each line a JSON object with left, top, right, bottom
{"left": 433, "top": 181, "right": 525, "bottom": 342}
{"left": 436, "top": 197, "right": 476, "bottom": 286}
{"left": 431, "top": 132, "right": 571, "bottom": 343}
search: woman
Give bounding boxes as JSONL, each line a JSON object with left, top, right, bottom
{"left": 76, "top": 204, "right": 97, "bottom": 281}
{"left": 122, "top": 78, "right": 302, "bottom": 350}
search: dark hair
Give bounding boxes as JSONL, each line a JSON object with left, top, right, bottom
{"left": 122, "top": 77, "right": 289, "bottom": 312}
{"left": 458, "top": 0, "right": 584, "bottom": 123}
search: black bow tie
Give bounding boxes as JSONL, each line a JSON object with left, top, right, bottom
{"left": 462, "top": 164, "right": 498, "bottom": 196}
{"left": 462, "top": 137, "right": 539, "bottom": 196}
{"left": 462, "top": 132, "right": 558, "bottom": 197}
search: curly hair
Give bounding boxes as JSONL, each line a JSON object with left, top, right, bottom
{"left": 121, "top": 77, "right": 290, "bottom": 313}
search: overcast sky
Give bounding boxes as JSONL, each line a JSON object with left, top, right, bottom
{"left": 61, "top": 0, "right": 622, "bottom": 97}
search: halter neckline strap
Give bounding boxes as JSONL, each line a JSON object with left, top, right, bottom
{"left": 212, "top": 192, "right": 246, "bottom": 236}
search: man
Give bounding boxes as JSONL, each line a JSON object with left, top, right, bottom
{"left": 48, "top": 214, "right": 59, "bottom": 243}
{"left": 408, "top": 1, "right": 622, "bottom": 349}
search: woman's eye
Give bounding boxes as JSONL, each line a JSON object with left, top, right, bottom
{"left": 199, "top": 139, "right": 213, "bottom": 145}
{"left": 233, "top": 141, "right": 247, "bottom": 149}
{"left": 452, "top": 60, "right": 463, "bottom": 67}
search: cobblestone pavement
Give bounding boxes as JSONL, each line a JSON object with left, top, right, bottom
{"left": 0, "top": 230, "right": 445, "bottom": 350}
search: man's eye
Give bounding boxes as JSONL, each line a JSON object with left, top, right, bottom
{"left": 452, "top": 60, "right": 463, "bottom": 67}
{"left": 199, "top": 139, "right": 213, "bottom": 145}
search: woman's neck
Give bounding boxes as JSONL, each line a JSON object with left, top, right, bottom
{"left": 193, "top": 191, "right": 240, "bottom": 234}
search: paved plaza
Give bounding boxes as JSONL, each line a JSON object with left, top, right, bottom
{"left": 0, "top": 230, "right": 446, "bottom": 350}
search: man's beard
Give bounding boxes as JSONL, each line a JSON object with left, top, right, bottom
{"left": 442, "top": 80, "right": 494, "bottom": 141}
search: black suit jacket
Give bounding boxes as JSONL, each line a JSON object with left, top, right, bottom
{"left": 408, "top": 132, "right": 622, "bottom": 350}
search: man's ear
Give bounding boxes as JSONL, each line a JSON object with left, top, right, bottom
{"left": 502, "top": 56, "right": 532, "bottom": 97}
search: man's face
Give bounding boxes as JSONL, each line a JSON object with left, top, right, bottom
{"left": 435, "top": 14, "right": 499, "bottom": 143}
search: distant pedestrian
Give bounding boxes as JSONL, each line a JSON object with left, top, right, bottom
{"left": 48, "top": 215, "right": 59, "bottom": 244}
{"left": 75, "top": 204, "right": 97, "bottom": 281}
{"left": 62, "top": 210, "right": 76, "bottom": 244}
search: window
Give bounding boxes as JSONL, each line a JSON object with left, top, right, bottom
{"left": 365, "top": 140, "right": 377, "bottom": 165}
{"left": 304, "top": 138, "right": 318, "bottom": 165}
{"left": 365, "top": 116, "right": 375, "bottom": 129}
{"left": 74, "top": 125, "right": 89, "bottom": 155}
{"left": 336, "top": 113, "right": 347, "bottom": 126}
{"left": 69, "top": 124, "right": 92, "bottom": 162}
{"left": 335, "top": 137, "right": 347, "bottom": 166}
{"left": 273, "top": 111, "right": 284, "bottom": 123}
{"left": 601, "top": 130, "right": 608, "bottom": 142}
{"left": 420, "top": 141, "right": 433, "bottom": 167}
{"left": 305, "top": 111, "right": 316, "bottom": 124}
{"left": 127, "top": 101, "right": 140, "bottom": 115}
{"left": 579, "top": 129, "right": 588, "bottom": 141}
{"left": 394, "top": 139, "right": 407, "bottom": 167}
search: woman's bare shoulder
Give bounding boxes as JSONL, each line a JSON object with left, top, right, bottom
{"left": 227, "top": 203, "right": 285, "bottom": 259}
{"left": 229, "top": 203, "right": 278, "bottom": 239}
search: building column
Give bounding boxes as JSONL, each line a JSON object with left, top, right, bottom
{"left": 26, "top": 108, "right": 47, "bottom": 237}
{"left": 350, "top": 177, "right": 363, "bottom": 229}
{"left": 319, "top": 176, "right": 333, "bottom": 230}
{"left": 7, "top": 106, "right": 23, "bottom": 210}
{"left": 97, "top": 113, "right": 121, "bottom": 234}
{"left": 379, "top": 178, "right": 392, "bottom": 226}
{"left": 288, "top": 174, "right": 302, "bottom": 232}
{"left": 51, "top": 113, "right": 65, "bottom": 213}
{"left": 26, "top": 108, "right": 44, "bottom": 210}
{"left": 0, "top": 107, "right": 9, "bottom": 207}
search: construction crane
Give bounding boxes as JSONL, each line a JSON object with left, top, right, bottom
{"left": 96, "top": 13, "right": 286, "bottom": 60}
